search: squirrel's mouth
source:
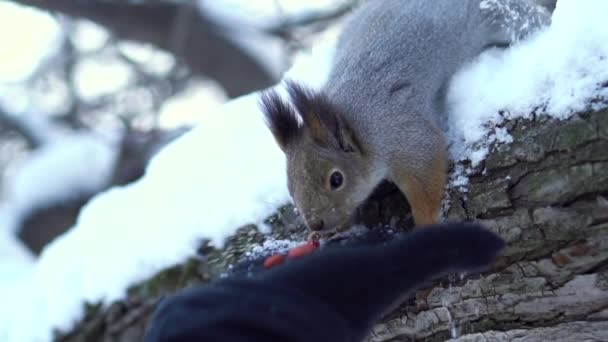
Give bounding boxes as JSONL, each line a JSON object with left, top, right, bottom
{"left": 300, "top": 208, "right": 356, "bottom": 234}
{"left": 306, "top": 221, "right": 354, "bottom": 239}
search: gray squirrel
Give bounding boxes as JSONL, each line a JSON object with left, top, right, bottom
{"left": 260, "top": 0, "right": 553, "bottom": 231}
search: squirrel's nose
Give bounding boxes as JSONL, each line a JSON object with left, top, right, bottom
{"left": 308, "top": 219, "right": 325, "bottom": 231}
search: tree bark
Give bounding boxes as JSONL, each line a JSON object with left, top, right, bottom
{"left": 57, "top": 108, "right": 608, "bottom": 341}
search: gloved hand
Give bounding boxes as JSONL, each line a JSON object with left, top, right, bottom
{"left": 145, "top": 223, "right": 505, "bottom": 342}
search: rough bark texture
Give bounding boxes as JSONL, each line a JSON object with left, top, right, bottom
{"left": 57, "top": 108, "right": 608, "bottom": 341}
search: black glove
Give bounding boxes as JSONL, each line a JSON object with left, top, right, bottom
{"left": 145, "top": 223, "right": 504, "bottom": 342}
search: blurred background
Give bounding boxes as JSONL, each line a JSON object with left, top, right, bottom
{"left": 0, "top": 0, "right": 357, "bottom": 266}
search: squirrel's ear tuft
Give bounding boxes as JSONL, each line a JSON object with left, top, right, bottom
{"left": 285, "top": 79, "right": 363, "bottom": 154}
{"left": 285, "top": 80, "right": 330, "bottom": 146}
{"left": 259, "top": 89, "right": 301, "bottom": 150}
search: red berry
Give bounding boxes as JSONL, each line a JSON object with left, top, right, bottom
{"left": 287, "top": 243, "right": 317, "bottom": 259}
{"left": 264, "top": 254, "right": 286, "bottom": 268}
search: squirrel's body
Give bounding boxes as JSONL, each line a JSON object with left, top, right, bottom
{"left": 261, "top": 0, "right": 551, "bottom": 230}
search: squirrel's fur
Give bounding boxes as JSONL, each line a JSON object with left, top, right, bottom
{"left": 261, "top": 0, "right": 551, "bottom": 231}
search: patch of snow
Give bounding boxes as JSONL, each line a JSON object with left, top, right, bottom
{"left": 1, "top": 75, "right": 71, "bottom": 121}
{"left": 70, "top": 20, "right": 109, "bottom": 53}
{"left": 29, "top": 74, "right": 72, "bottom": 116}
{"left": 447, "top": 0, "right": 608, "bottom": 167}
{"left": 74, "top": 56, "right": 134, "bottom": 101}
{"left": 0, "top": 91, "right": 291, "bottom": 341}
{"left": 450, "top": 321, "right": 462, "bottom": 339}
{"left": 0, "top": 2, "right": 61, "bottom": 83}
{"left": 0, "top": 132, "right": 119, "bottom": 234}
{"left": 245, "top": 238, "right": 303, "bottom": 259}
{"left": 467, "top": 148, "right": 490, "bottom": 168}
{"left": 0, "top": 229, "right": 34, "bottom": 272}
{"left": 158, "top": 81, "right": 227, "bottom": 129}
{"left": 493, "top": 127, "right": 513, "bottom": 144}
{"left": 117, "top": 41, "right": 176, "bottom": 76}
{"left": 449, "top": 164, "right": 471, "bottom": 192}
{"left": 0, "top": 84, "right": 29, "bottom": 114}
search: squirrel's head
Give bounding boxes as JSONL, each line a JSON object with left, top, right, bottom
{"left": 260, "top": 80, "right": 373, "bottom": 232}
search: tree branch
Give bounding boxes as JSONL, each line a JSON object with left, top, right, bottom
{"left": 11, "top": 0, "right": 277, "bottom": 98}
{"left": 0, "top": 109, "right": 46, "bottom": 148}
{"left": 54, "top": 109, "right": 608, "bottom": 341}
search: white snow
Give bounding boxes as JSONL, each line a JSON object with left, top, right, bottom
{"left": 1, "top": 0, "right": 608, "bottom": 341}
{"left": 0, "top": 2, "right": 61, "bottom": 83}
{"left": 70, "top": 20, "right": 110, "bottom": 53}
{"left": 158, "top": 81, "right": 227, "bottom": 129}
{"left": 449, "top": 164, "right": 471, "bottom": 192}
{"left": 0, "top": 83, "right": 121, "bottom": 239}
{"left": 245, "top": 238, "right": 303, "bottom": 259}
{"left": 0, "top": 229, "right": 34, "bottom": 276}
{"left": 447, "top": 0, "right": 608, "bottom": 166}
{"left": 0, "top": 132, "right": 119, "bottom": 234}
{"left": 0, "top": 129, "right": 119, "bottom": 342}
{"left": 0, "top": 91, "right": 291, "bottom": 341}
{"left": 73, "top": 56, "right": 134, "bottom": 101}
{"left": 117, "top": 41, "right": 176, "bottom": 76}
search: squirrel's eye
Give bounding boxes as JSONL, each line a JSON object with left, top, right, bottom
{"left": 329, "top": 171, "right": 344, "bottom": 190}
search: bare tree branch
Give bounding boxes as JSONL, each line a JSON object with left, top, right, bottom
{"left": 11, "top": 0, "right": 278, "bottom": 98}
{"left": 0, "top": 109, "right": 45, "bottom": 148}
{"left": 266, "top": 1, "right": 355, "bottom": 38}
